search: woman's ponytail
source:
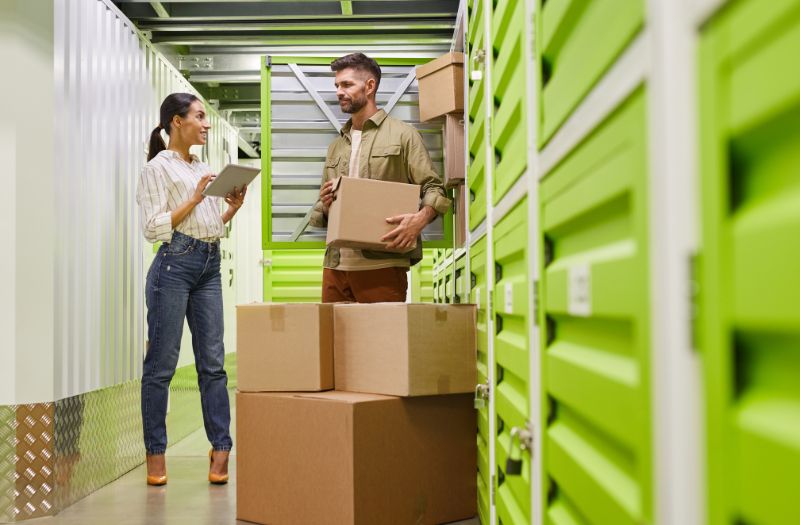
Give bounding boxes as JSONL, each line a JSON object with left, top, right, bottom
{"left": 146, "top": 93, "right": 199, "bottom": 162}
{"left": 147, "top": 124, "right": 166, "bottom": 162}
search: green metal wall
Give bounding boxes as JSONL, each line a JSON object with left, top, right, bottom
{"left": 467, "top": 0, "right": 489, "bottom": 231}
{"left": 471, "top": 237, "right": 491, "bottom": 525}
{"left": 493, "top": 199, "right": 531, "bottom": 525}
{"left": 699, "top": 1, "right": 800, "bottom": 523}
{"left": 539, "top": 89, "right": 652, "bottom": 524}
{"left": 262, "top": 250, "right": 325, "bottom": 303}
{"left": 537, "top": 0, "right": 644, "bottom": 146}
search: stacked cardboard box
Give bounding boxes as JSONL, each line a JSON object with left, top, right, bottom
{"left": 236, "top": 302, "right": 478, "bottom": 525}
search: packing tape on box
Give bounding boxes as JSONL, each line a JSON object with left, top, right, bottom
{"left": 271, "top": 305, "right": 285, "bottom": 332}
{"left": 435, "top": 307, "right": 448, "bottom": 322}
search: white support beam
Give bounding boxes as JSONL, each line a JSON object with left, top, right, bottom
{"left": 149, "top": 1, "right": 169, "bottom": 18}
{"left": 384, "top": 69, "right": 417, "bottom": 116}
{"left": 287, "top": 62, "right": 342, "bottom": 133}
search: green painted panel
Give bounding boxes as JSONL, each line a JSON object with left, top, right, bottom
{"left": 699, "top": 2, "right": 800, "bottom": 524}
{"left": 493, "top": 198, "right": 530, "bottom": 525}
{"left": 454, "top": 254, "right": 468, "bottom": 304}
{"left": 410, "top": 249, "right": 436, "bottom": 303}
{"left": 540, "top": 89, "right": 651, "bottom": 525}
{"left": 263, "top": 249, "right": 325, "bottom": 303}
{"left": 537, "top": 0, "right": 643, "bottom": 146}
{"left": 468, "top": 0, "right": 488, "bottom": 231}
{"left": 471, "top": 236, "right": 491, "bottom": 524}
{"left": 491, "top": 0, "right": 528, "bottom": 204}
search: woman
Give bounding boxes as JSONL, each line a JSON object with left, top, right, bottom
{"left": 136, "top": 93, "right": 246, "bottom": 486}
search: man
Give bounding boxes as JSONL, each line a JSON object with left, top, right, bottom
{"left": 309, "top": 52, "right": 450, "bottom": 303}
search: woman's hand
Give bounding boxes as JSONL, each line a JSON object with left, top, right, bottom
{"left": 192, "top": 174, "right": 215, "bottom": 204}
{"left": 222, "top": 185, "right": 247, "bottom": 224}
{"left": 225, "top": 185, "right": 247, "bottom": 210}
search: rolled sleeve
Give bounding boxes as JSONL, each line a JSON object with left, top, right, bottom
{"left": 405, "top": 129, "right": 452, "bottom": 216}
{"left": 136, "top": 165, "right": 174, "bottom": 243}
{"left": 309, "top": 199, "right": 328, "bottom": 228}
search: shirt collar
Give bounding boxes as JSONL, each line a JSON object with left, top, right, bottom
{"left": 161, "top": 149, "right": 200, "bottom": 164}
{"left": 340, "top": 109, "right": 387, "bottom": 137}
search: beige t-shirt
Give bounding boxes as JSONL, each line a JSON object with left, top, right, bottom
{"left": 337, "top": 130, "right": 410, "bottom": 271}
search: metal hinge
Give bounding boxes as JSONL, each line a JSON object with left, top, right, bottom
{"left": 490, "top": 475, "right": 496, "bottom": 506}
{"left": 532, "top": 280, "right": 539, "bottom": 320}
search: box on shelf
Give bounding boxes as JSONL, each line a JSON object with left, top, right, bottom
{"left": 444, "top": 113, "right": 465, "bottom": 187}
{"left": 236, "top": 303, "right": 333, "bottom": 392}
{"left": 416, "top": 52, "right": 465, "bottom": 122}
{"left": 334, "top": 303, "right": 477, "bottom": 396}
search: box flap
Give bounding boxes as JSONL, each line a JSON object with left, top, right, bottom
{"left": 415, "top": 52, "right": 465, "bottom": 79}
{"left": 331, "top": 176, "right": 343, "bottom": 193}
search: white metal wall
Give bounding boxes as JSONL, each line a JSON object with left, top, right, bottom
{"left": 42, "top": 0, "right": 239, "bottom": 401}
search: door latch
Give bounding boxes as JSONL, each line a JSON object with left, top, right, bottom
{"left": 506, "top": 422, "right": 534, "bottom": 475}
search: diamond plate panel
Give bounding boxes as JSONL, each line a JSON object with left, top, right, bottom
{"left": 14, "top": 404, "right": 55, "bottom": 521}
{"left": 0, "top": 407, "right": 17, "bottom": 523}
{"left": 53, "top": 381, "right": 145, "bottom": 512}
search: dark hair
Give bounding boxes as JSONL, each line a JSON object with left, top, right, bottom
{"left": 330, "top": 53, "right": 381, "bottom": 90}
{"left": 147, "top": 93, "right": 200, "bottom": 161}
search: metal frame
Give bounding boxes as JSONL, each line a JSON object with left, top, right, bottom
{"left": 261, "top": 54, "right": 454, "bottom": 250}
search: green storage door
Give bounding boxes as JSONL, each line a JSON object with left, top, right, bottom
{"left": 700, "top": 2, "right": 800, "bottom": 523}
{"left": 454, "top": 254, "right": 467, "bottom": 304}
{"left": 490, "top": 0, "right": 528, "bottom": 204}
{"left": 410, "top": 248, "right": 436, "bottom": 303}
{"left": 468, "top": 0, "right": 488, "bottom": 230}
{"left": 536, "top": 0, "right": 643, "bottom": 146}
{"left": 471, "top": 236, "right": 491, "bottom": 525}
{"left": 539, "top": 90, "right": 651, "bottom": 524}
{"left": 493, "top": 199, "right": 531, "bottom": 525}
{"left": 263, "top": 249, "right": 325, "bottom": 302}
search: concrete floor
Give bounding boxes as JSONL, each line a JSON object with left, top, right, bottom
{"left": 27, "top": 407, "right": 480, "bottom": 525}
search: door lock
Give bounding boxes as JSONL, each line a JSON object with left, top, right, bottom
{"left": 473, "top": 382, "right": 490, "bottom": 409}
{"left": 505, "top": 422, "right": 534, "bottom": 475}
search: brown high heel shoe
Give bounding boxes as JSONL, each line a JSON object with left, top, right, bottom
{"left": 208, "top": 449, "right": 229, "bottom": 485}
{"left": 146, "top": 454, "right": 167, "bottom": 486}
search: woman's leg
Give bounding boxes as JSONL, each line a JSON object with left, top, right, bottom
{"left": 142, "top": 250, "right": 193, "bottom": 455}
{"left": 186, "top": 245, "right": 232, "bottom": 453}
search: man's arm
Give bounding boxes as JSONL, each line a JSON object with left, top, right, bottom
{"left": 381, "top": 129, "right": 451, "bottom": 250}
{"left": 309, "top": 144, "right": 338, "bottom": 228}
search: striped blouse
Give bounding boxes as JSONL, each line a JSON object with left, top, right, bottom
{"left": 136, "top": 150, "right": 225, "bottom": 242}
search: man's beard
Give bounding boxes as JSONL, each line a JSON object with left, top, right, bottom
{"left": 340, "top": 93, "right": 367, "bottom": 114}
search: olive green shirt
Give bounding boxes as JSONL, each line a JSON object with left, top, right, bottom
{"left": 310, "top": 109, "right": 451, "bottom": 268}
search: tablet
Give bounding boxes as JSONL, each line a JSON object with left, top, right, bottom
{"left": 202, "top": 164, "right": 260, "bottom": 197}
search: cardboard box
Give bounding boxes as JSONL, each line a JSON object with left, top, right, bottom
{"left": 236, "top": 303, "right": 333, "bottom": 392}
{"left": 416, "top": 52, "right": 465, "bottom": 122}
{"left": 326, "top": 176, "right": 420, "bottom": 253}
{"left": 334, "top": 303, "right": 477, "bottom": 396}
{"left": 237, "top": 391, "right": 477, "bottom": 525}
{"left": 443, "top": 113, "right": 465, "bottom": 187}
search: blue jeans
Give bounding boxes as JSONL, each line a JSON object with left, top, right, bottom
{"left": 142, "top": 231, "right": 232, "bottom": 455}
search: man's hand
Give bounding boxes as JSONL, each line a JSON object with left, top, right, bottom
{"left": 381, "top": 206, "right": 437, "bottom": 250}
{"left": 320, "top": 180, "right": 336, "bottom": 215}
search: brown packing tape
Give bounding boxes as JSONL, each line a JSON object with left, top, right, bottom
{"left": 271, "top": 305, "right": 285, "bottom": 332}
{"left": 435, "top": 307, "right": 448, "bottom": 322}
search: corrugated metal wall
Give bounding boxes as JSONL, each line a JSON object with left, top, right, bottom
{"left": 267, "top": 63, "right": 445, "bottom": 243}
{"left": 51, "top": 0, "right": 239, "bottom": 399}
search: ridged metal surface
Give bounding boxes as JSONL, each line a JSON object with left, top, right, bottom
{"left": 52, "top": 0, "right": 239, "bottom": 400}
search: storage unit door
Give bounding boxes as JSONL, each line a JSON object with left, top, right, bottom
{"left": 468, "top": 0, "right": 489, "bottom": 230}
{"left": 262, "top": 250, "right": 325, "bottom": 302}
{"left": 471, "top": 236, "right": 491, "bottom": 525}
{"left": 410, "top": 248, "right": 436, "bottom": 303}
{"left": 539, "top": 89, "right": 652, "bottom": 524}
{"left": 699, "top": 2, "right": 800, "bottom": 523}
{"left": 490, "top": 0, "right": 529, "bottom": 203}
{"left": 454, "top": 254, "right": 467, "bottom": 304}
{"left": 493, "top": 199, "right": 531, "bottom": 525}
{"left": 537, "top": 0, "right": 644, "bottom": 146}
